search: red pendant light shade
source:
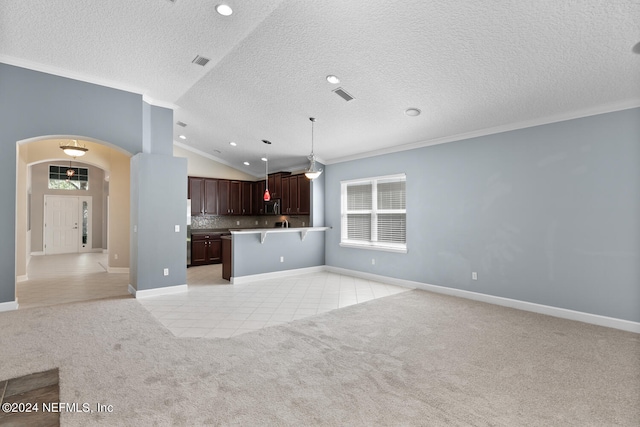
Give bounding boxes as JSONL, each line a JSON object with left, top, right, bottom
{"left": 262, "top": 140, "right": 271, "bottom": 201}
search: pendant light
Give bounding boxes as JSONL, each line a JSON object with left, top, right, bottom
{"left": 262, "top": 140, "right": 271, "bottom": 201}
{"left": 60, "top": 139, "right": 88, "bottom": 157}
{"left": 66, "top": 160, "right": 75, "bottom": 180}
{"left": 304, "top": 117, "right": 323, "bottom": 180}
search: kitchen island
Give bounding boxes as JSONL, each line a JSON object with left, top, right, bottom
{"left": 226, "top": 227, "right": 330, "bottom": 283}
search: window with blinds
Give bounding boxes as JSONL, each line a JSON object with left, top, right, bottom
{"left": 340, "top": 174, "right": 407, "bottom": 252}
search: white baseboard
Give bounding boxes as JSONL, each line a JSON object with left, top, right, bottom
{"left": 325, "top": 266, "right": 640, "bottom": 334}
{"left": 231, "top": 266, "right": 326, "bottom": 285}
{"left": 30, "top": 251, "right": 44, "bottom": 256}
{"left": 107, "top": 267, "right": 129, "bottom": 274}
{"left": 16, "top": 275, "right": 28, "bottom": 283}
{"left": 132, "top": 284, "right": 188, "bottom": 299}
{"left": 0, "top": 300, "right": 19, "bottom": 312}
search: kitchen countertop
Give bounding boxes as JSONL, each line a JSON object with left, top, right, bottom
{"left": 229, "top": 226, "right": 330, "bottom": 243}
{"left": 190, "top": 228, "right": 230, "bottom": 234}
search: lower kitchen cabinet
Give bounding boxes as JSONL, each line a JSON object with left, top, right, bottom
{"left": 221, "top": 236, "right": 232, "bottom": 280}
{"left": 191, "top": 233, "right": 222, "bottom": 265}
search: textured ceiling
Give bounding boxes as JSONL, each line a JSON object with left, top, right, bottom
{"left": 1, "top": 0, "right": 639, "bottom": 177}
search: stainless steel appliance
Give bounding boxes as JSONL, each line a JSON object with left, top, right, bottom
{"left": 264, "top": 199, "right": 280, "bottom": 215}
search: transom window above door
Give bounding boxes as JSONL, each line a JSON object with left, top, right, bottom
{"left": 48, "top": 165, "right": 89, "bottom": 190}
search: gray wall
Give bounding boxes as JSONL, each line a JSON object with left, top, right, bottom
{"left": 130, "top": 153, "right": 187, "bottom": 291}
{"left": 310, "top": 162, "right": 326, "bottom": 226}
{"left": 30, "top": 162, "right": 106, "bottom": 251}
{"left": 0, "top": 62, "right": 181, "bottom": 303}
{"left": 232, "top": 231, "right": 325, "bottom": 277}
{"left": 324, "top": 108, "right": 640, "bottom": 323}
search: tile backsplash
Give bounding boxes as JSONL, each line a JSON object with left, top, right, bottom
{"left": 191, "top": 215, "right": 310, "bottom": 230}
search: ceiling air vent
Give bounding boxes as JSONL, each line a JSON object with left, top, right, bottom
{"left": 333, "top": 87, "right": 354, "bottom": 102}
{"left": 176, "top": 121, "right": 187, "bottom": 127}
{"left": 192, "top": 55, "right": 210, "bottom": 67}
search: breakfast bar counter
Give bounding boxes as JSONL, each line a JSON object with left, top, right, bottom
{"left": 226, "top": 227, "right": 330, "bottom": 283}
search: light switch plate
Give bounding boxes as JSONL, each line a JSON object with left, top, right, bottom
{"left": 175, "top": 225, "right": 180, "bottom": 232}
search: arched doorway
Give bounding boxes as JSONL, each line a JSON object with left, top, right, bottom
{"left": 16, "top": 136, "right": 132, "bottom": 308}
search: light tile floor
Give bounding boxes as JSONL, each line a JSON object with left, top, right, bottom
{"left": 18, "top": 254, "right": 410, "bottom": 339}
{"left": 138, "top": 267, "right": 410, "bottom": 338}
{"left": 17, "top": 253, "right": 131, "bottom": 309}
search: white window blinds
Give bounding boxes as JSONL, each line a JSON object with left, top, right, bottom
{"left": 341, "top": 174, "right": 407, "bottom": 252}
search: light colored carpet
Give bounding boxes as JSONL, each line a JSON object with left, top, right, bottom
{"left": 0, "top": 289, "right": 638, "bottom": 426}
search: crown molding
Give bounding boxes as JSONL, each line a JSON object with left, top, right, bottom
{"left": 325, "top": 100, "right": 640, "bottom": 165}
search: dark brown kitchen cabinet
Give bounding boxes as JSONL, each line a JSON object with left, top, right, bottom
{"left": 267, "top": 174, "right": 278, "bottom": 199}
{"left": 191, "top": 233, "right": 222, "bottom": 265}
{"left": 281, "top": 176, "right": 290, "bottom": 213}
{"left": 281, "top": 174, "right": 310, "bottom": 215}
{"left": 188, "top": 177, "right": 204, "bottom": 216}
{"left": 229, "top": 181, "right": 241, "bottom": 214}
{"left": 298, "top": 175, "right": 310, "bottom": 214}
{"left": 241, "top": 181, "right": 252, "bottom": 215}
{"left": 218, "top": 180, "right": 229, "bottom": 214}
{"left": 218, "top": 180, "right": 241, "bottom": 215}
{"left": 252, "top": 180, "right": 265, "bottom": 215}
{"left": 222, "top": 236, "right": 232, "bottom": 280}
{"left": 188, "top": 177, "right": 219, "bottom": 216}
{"left": 204, "top": 179, "right": 218, "bottom": 215}
{"left": 267, "top": 172, "right": 290, "bottom": 199}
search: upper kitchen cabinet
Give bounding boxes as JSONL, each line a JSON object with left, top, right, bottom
{"left": 188, "top": 177, "right": 204, "bottom": 216}
{"left": 241, "top": 181, "right": 252, "bottom": 215}
{"left": 298, "top": 175, "right": 310, "bottom": 214}
{"left": 218, "top": 180, "right": 242, "bottom": 215}
{"left": 252, "top": 180, "right": 265, "bottom": 215}
{"left": 188, "top": 177, "right": 219, "bottom": 216}
{"left": 281, "top": 174, "right": 310, "bottom": 215}
{"left": 267, "top": 172, "right": 290, "bottom": 200}
{"left": 204, "top": 179, "right": 219, "bottom": 215}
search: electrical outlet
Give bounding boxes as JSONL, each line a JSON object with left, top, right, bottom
{"left": 302, "top": 222, "right": 305, "bottom": 227}
{"left": 163, "top": 268, "right": 169, "bottom": 276}
{"left": 255, "top": 221, "right": 258, "bottom": 225}
{"left": 472, "top": 272, "right": 477, "bottom": 280}
{"left": 280, "top": 256, "right": 284, "bottom": 263}
{"left": 175, "top": 225, "right": 180, "bottom": 232}
{"left": 236, "top": 221, "right": 240, "bottom": 225}
{"left": 114, "top": 254, "right": 118, "bottom": 260}
{"left": 372, "top": 258, "right": 375, "bottom": 265}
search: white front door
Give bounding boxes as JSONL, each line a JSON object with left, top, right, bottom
{"left": 45, "top": 196, "right": 79, "bottom": 255}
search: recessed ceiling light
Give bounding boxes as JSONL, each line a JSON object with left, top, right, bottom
{"left": 216, "top": 4, "right": 233, "bottom": 16}
{"left": 405, "top": 108, "right": 421, "bottom": 117}
{"left": 326, "top": 75, "right": 340, "bottom": 84}
{"left": 179, "top": 135, "right": 186, "bottom": 140}
{"left": 229, "top": 142, "right": 237, "bottom": 146}
{"left": 244, "top": 161, "right": 250, "bottom": 166}
{"left": 261, "top": 157, "right": 268, "bottom": 162}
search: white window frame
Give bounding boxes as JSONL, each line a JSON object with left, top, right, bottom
{"left": 340, "top": 173, "right": 407, "bottom": 253}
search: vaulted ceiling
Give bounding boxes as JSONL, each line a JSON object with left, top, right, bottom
{"left": 2, "top": 1, "right": 639, "bottom": 177}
